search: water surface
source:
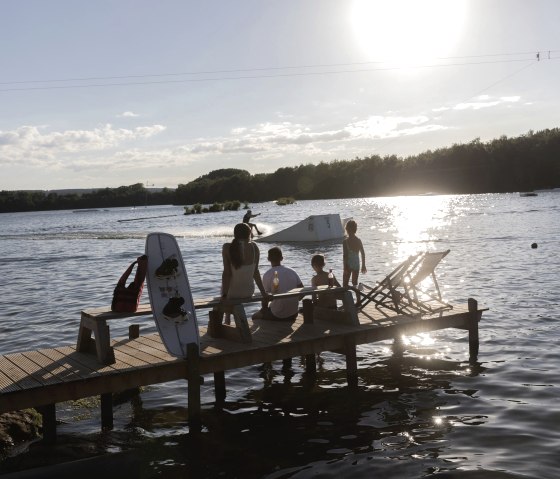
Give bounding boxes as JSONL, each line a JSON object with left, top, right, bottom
{"left": 1, "top": 194, "right": 559, "bottom": 478}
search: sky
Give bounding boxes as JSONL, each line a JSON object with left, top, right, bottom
{"left": 1, "top": 0, "right": 559, "bottom": 191}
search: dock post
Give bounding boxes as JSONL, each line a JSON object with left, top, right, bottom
{"left": 393, "top": 334, "right": 405, "bottom": 354}
{"left": 101, "top": 393, "right": 114, "bottom": 430}
{"left": 207, "top": 309, "right": 221, "bottom": 337}
{"left": 186, "top": 343, "right": 202, "bottom": 433}
{"left": 282, "top": 358, "right": 293, "bottom": 369}
{"left": 214, "top": 371, "right": 226, "bottom": 404}
{"left": 39, "top": 403, "right": 57, "bottom": 444}
{"left": 128, "top": 324, "right": 140, "bottom": 339}
{"left": 302, "top": 299, "right": 316, "bottom": 374}
{"left": 468, "top": 298, "right": 479, "bottom": 361}
{"left": 344, "top": 336, "right": 358, "bottom": 388}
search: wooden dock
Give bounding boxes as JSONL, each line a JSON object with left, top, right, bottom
{"left": 0, "top": 297, "right": 485, "bottom": 440}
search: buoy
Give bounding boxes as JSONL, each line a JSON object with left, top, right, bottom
{"left": 531, "top": 243, "right": 538, "bottom": 249}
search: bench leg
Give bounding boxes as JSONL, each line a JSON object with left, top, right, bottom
{"left": 76, "top": 315, "right": 115, "bottom": 364}
{"left": 76, "top": 316, "right": 93, "bottom": 353}
{"left": 95, "top": 322, "right": 115, "bottom": 365}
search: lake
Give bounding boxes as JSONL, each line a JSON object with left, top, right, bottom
{"left": 1, "top": 193, "right": 559, "bottom": 478}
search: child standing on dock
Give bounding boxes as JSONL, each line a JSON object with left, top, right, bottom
{"left": 311, "top": 254, "right": 340, "bottom": 309}
{"left": 342, "top": 220, "right": 367, "bottom": 288}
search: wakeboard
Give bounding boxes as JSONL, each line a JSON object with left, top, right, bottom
{"left": 145, "top": 232, "right": 200, "bottom": 357}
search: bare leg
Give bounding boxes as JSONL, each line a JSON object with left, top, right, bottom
{"left": 343, "top": 269, "right": 351, "bottom": 287}
{"left": 251, "top": 223, "right": 263, "bottom": 235}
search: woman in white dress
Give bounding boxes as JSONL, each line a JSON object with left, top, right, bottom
{"left": 221, "top": 223, "right": 267, "bottom": 323}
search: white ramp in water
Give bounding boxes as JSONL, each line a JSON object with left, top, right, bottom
{"left": 258, "top": 214, "right": 345, "bottom": 242}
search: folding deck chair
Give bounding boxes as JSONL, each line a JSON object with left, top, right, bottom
{"left": 354, "top": 253, "right": 420, "bottom": 314}
{"left": 399, "top": 249, "right": 452, "bottom": 315}
{"left": 354, "top": 250, "right": 452, "bottom": 316}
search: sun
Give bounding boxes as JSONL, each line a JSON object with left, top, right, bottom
{"left": 350, "top": 0, "right": 467, "bottom": 67}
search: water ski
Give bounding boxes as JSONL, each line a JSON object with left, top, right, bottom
{"left": 145, "top": 232, "right": 200, "bottom": 358}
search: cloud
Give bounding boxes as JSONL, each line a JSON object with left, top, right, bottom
{"left": 184, "top": 115, "right": 444, "bottom": 158}
{"left": 0, "top": 124, "right": 166, "bottom": 165}
{"left": 345, "top": 115, "right": 446, "bottom": 139}
{"left": 118, "top": 111, "right": 140, "bottom": 118}
{"left": 0, "top": 113, "right": 447, "bottom": 182}
{"left": 453, "top": 95, "right": 521, "bottom": 111}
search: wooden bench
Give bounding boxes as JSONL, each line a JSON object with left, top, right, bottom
{"left": 77, "top": 286, "right": 358, "bottom": 364}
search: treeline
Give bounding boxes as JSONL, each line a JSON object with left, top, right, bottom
{"left": 1, "top": 128, "right": 559, "bottom": 213}
{"left": 175, "top": 128, "right": 560, "bottom": 203}
{"left": 0, "top": 184, "right": 175, "bottom": 213}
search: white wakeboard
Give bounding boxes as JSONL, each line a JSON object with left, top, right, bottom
{"left": 145, "top": 232, "right": 200, "bottom": 358}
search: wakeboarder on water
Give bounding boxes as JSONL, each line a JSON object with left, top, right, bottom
{"left": 243, "top": 209, "right": 263, "bottom": 236}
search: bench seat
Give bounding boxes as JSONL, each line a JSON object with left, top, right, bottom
{"left": 77, "top": 286, "right": 357, "bottom": 364}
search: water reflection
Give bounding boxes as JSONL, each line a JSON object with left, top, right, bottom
{"left": 362, "top": 195, "right": 455, "bottom": 263}
{"left": 124, "top": 345, "right": 485, "bottom": 478}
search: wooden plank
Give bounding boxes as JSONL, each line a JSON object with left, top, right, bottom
{"left": 3, "top": 351, "right": 64, "bottom": 386}
{"left": 111, "top": 338, "right": 168, "bottom": 365}
{"left": 0, "top": 354, "right": 49, "bottom": 389}
{"left": 137, "top": 333, "right": 170, "bottom": 353}
{"left": 0, "top": 355, "right": 43, "bottom": 389}
{"left": 112, "top": 348, "right": 151, "bottom": 370}
{"left": 53, "top": 346, "right": 121, "bottom": 375}
{"left": 21, "top": 350, "right": 84, "bottom": 384}
{"left": 71, "top": 338, "right": 151, "bottom": 371}
{"left": 37, "top": 347, "right": 94, "bottom": 380}
{"left": 82, "top": 303, "right": 153, "bottom": 319}
{"left": 0, "top": 369, "right": 22, "bottom": 393}
{"left": 128, "top": 336, "right": 177, "bottom": 362}
{"left": 136, "top": 334, "right": 188, "bottom": 360}
{"left": 44, "top": 346, "right": 103, "bottom": 378}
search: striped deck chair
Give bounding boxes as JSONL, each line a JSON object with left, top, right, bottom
{"left": 353, "top": 253, "right": 421, "bottom": 314}
{"left": 399, "top": 249, "right": 452, "bottom": 315}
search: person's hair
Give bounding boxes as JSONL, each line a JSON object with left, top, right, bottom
{"left": 267, "top": 246, "right": 283, "bottom": 263}
{"left": 230, "top": 223, "right": 251, "bottom": 269}
{"left": 345, "top": 219, "right": 357, "bottom": 235}
{"left": 311, "top": 254, "right": 325, "bottom": 268}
